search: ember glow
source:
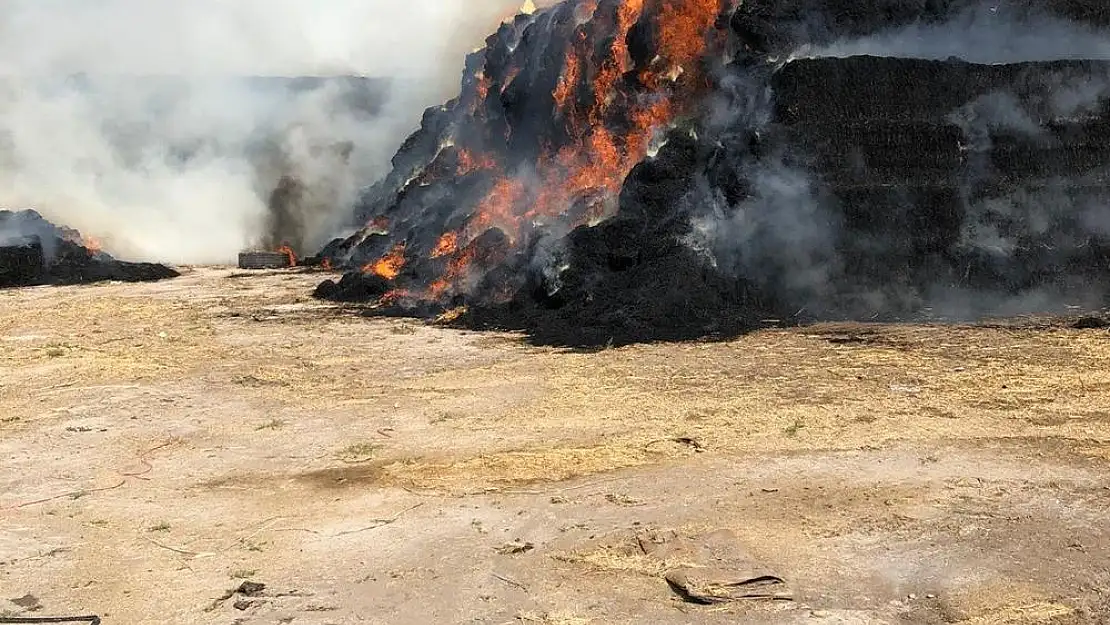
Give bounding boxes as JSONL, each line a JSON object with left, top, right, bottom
{"left": 335, "top": 0, "right": 730, "bottom": 302}
{"left": 456, "top": 149, "right": 497, "bottom": 175}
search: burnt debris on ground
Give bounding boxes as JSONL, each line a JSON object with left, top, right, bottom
{"left": 0, "top": 210, "right": 179, "bottom": 289}
{"left": 312, "top": 0, "right": 1110, "bottom": 346}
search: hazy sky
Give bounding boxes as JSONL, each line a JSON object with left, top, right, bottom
{"left": 0, "top": 0, "right": 531, "bottom": 77}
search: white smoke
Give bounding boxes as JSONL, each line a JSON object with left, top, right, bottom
{"left": 800, "top": 5, "right": 1110, "bottom": 63}
{"left": 0, "top": 0, "right": 533, "bottom": 264}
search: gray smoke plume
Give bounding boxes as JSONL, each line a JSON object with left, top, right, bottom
{"left": 0, "top": 0, "right": 535, "bottom": 264}
{"left": 800, "top": 4, "right": 1110, "bottom": 63}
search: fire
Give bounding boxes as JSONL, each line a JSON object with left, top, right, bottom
{"left": 431, "top": 232, "right": 459, "bottom": 258}
{"left": 84, "top": 236, "right": 103, "bottom": 256}
{"left": 476, "top": 73, "right": 491, "bottom": 101}
{"left": 591, "top": 0, "right": 644, "bottom": 124}
{"left": 338, "top": 0, "right": 729, "bottom": 303}
{"left": 322, "top": 258, "right": 333, "bottom": 271}
{"left": 465, "top": 178, "right": 527, "bottom": 242}
{"left": 363, "top": 243, "right": 407, "bottom": 279}
{"left": 456, "top": 148, "right": 496, "bottom": 175}
{"left": 655, "top": 0, "right": 723, "bottom": 69}
{"left": 640, "top": 0, "right": 722, "bottom": 88}
{"left": 427, "top": 237, "right": 485, "bottom": 299}
{"left": 277, "top": 244, "right": 297, "bottom": 267}
{"left": 553, "top": 32, "right": 585, "bottom": 115}
{"left": 427, "top": 278, "right": 452, "bottom": 300}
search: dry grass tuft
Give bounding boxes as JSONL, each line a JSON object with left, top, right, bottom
{"left": 380, "top": 444, "right": 652, "bottom": 491}
{"left": 955, "top": 602, "right": 1074, "bottom": 624}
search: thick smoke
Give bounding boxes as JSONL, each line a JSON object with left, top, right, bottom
{"left": 0, "top": 0, "right": 536, "bottom": 263}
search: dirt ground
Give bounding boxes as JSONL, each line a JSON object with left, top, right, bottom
{"left": 2, "top": 266, "right": 1109, "bottom": 624}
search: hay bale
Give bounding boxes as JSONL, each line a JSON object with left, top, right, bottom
{"left": 238, "top": 251, "right": 292, "bottom": 270}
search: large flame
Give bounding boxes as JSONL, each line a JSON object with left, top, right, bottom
{"left": 355, "top": 0, "right": 727, "bottom": 303}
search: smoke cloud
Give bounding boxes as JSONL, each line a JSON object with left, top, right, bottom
{"left": 802, "top": 5, "right": 1110, "bottom": 63}
{"left": 0, "top": 0, "right": 535, "bottom": 263}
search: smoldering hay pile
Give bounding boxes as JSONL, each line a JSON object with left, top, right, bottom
{"left": 313, "top": 0, "right": 1110, "bottom": 346}
{"left": 0, "top": 210, "right": 179, "bottom": 289}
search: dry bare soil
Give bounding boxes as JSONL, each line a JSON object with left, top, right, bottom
{"left": 2, "top": 267, "right": 1109, "bottom": 624}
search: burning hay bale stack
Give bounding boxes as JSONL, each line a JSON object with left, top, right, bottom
{"left": 312, "top": 0, "right": 1110, "bottom": 345}
{"left": 0, "top": 210, "right": 179, "bottom": 289}
{"left": 313, "top": 0, "right": 754, "bottom": 343}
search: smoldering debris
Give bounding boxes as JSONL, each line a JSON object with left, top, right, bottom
{"left": 311, "top": 0, "right": 1110, "bottom": 346}
{"left": 0, "top": 210, "right": 179, "bottom": 288}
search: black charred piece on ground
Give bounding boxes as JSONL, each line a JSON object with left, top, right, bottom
{"left": 313, "top": 272, "right": 392, "bottom": 302}
{"left": 0, "top": 210, "right": 179, "bottom": 289}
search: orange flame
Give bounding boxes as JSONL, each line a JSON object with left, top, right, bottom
{"left": 363, "top": 243, "right": 407, "bottom": 279}
{"left": 427, "top": 278, "right": 452, "bottom": 299}
{"left": 386, "top": 0, "right": 727, "bottom": 301}
{"left": 277, "top": 244, "right": 297, "bottom": 267}
{"left": 465, "top": 178, "right": 527, "bottom": 242}
{"left": 591, "top": 0, "right": 644, "bottom": 126}
{"left": 456, "top": 148, "right": 496, "bottom": 175}
{"left": 431, "top": 232, "right": 460, "bottom": 258}
{"left": 84, "top": 236, "right": 103, "bottom": 256}
{"left": 640, "top": 0, "right": 722, "bottom": 89}
{"left": 655, "top": 0, "right": 722, "bottom": 69}
{"left": 427, "top": 237, "right": 485, "bottom": 299}
{"left": 553, "top": 32, "right": 585, "bottom": 116}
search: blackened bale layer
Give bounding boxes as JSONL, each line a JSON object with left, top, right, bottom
{"left": 0, "top": 210, "right": 179, "bottom": 289}
{"left": 770, "top": 56, "right": 1110, "bottom": 309}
